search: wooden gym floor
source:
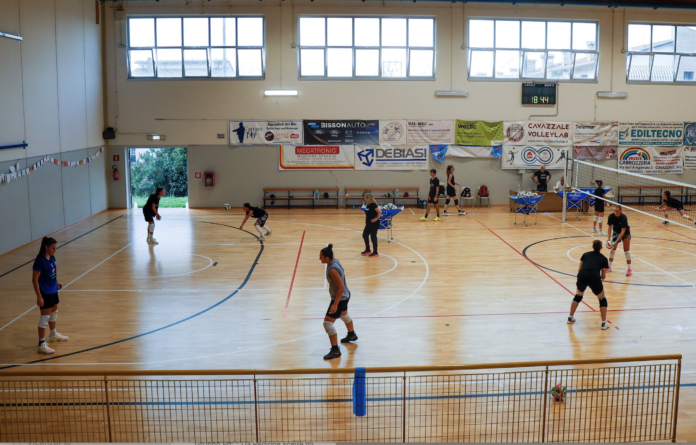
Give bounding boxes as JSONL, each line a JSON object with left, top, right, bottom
{"left": 1, "top": 205, "right": 695, "bottom": 440}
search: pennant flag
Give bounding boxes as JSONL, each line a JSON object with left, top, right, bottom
{"left": 490, "top": 146, "right": 503, "bottom": 158}
{"left": 430, "top": 145, "right": 448, "bottom": 162}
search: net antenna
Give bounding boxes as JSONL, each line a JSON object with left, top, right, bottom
{"left": 569, "top": 159, "right": 696, "bottom": 230}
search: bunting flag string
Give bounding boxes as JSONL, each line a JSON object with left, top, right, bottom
{"left": 0, "top": 147, "right": 104, "bottom": 186}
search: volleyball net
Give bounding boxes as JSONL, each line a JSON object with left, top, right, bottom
{"left": 569, "top": 159, "right": 696, "bottom": 230}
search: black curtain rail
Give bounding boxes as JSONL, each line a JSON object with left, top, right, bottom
{"left": 0, "top": 142, "right": 28, "bottom": 151}
{"left": 103, "top": 0, "right": 696, "bottom": 7}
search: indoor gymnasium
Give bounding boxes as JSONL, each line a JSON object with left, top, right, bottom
{"left": 2, "top": 0, "right": 696, "bottom": 442}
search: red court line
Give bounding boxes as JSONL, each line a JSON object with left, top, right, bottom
{"left": 477, "top": 220, "right": 598, "bottom": 312}
{"left": 282, "top": 231, "right": 306, "bottom": 320}
{"left": 658, "top": 225, "right": 696, "bottom": 242}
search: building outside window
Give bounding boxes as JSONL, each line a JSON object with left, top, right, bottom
{"left": 626, "top": 23, "right": 696, "bottom": 83}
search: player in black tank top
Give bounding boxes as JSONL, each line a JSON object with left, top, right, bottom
{"left": 592, "top": 180, "right": 607, "bottom": 235}
{"left": 421, "top": 169, "right": 442, "bottom": 221}
{"left": 657, "top": 190, "right": 694, "bottom": 226}
{"left": 241, "top": 203, "right": 273, "bottom": 240}
{"left": 443, "top": 165, "right": 467, "bottom": 216}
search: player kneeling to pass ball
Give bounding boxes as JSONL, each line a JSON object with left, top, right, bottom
{"left": 568, "top": 240, "right": 610, "bottom": 330}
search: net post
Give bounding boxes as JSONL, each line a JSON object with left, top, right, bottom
{"left": 671, "top": 359, "right": 681, "bottom": 442}
{"left": 402, "top": 372, "right": 407, "bottom": 443}
{"left": 562, "top": 158, "right": 569, "bottom": 223}
{"left": 253, "top": 375, "right": 260, "bottom": 443}
{"left": 541, "top": 365, "right": 549, "bottom": 442}
{"left": 103, "top": 376, "right": 113, "bottom": 443}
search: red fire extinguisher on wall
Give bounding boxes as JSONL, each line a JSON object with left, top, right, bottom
{"left": 112, "top": 164, "right": 119, "bottom": 181}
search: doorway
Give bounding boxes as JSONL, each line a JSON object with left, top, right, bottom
{"left": 128, "top": 148, "right": 188, "bottom": 209}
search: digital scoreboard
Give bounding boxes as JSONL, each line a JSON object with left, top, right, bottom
{"left": 522, "top": 82, "right": 557, "bottom": 105}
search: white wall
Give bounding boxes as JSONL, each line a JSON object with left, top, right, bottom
{"left": 103, "top": 1, "right": 696, "bottom": 208}
{"left": 0, "top": 0, "right": 106, "bottom": 256}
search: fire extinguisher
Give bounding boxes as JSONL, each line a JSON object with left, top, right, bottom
{"left": 112, "top": 164, "right": 119, "bottom": 181}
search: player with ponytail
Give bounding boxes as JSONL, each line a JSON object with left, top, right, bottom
{"left": 32, "top": 237, "right": 68, "bottom": 354}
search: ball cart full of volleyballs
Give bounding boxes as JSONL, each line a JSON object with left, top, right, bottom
{"left": 361, "top": 204, "right": 404, "bottom": 243}
{"left": 510, "top": 192, "right": 545, "bottom": 226}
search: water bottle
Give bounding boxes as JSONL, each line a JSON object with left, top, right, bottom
{"left": 395, "top": 188, "right": 399, "bottom": 197}
{"left": 517, "top": 184, "right": 521, "bottom": 194}
{"left": 258, "top": 202, "right": 261, "bottom": 207}
{"left": 352, "top": 203, "right": 355, "bottom": 210}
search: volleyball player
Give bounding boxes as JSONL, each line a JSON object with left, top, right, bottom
{"left": 657, "top": 191, "right": 694, "bottom": 225}
{"left": 606, "top": 206, "right": 632, "bottom": 276}
{"left": 592, "top": 180, "right": 607, "bottom": 235}
{"left": 144, "top": 187, "right": 165, "bottom": 244}
{"left": 361, "top": 194, "right": 381, "bottom": 258}
{"left": 32, "top": 237, "right": 68, "bottom": 354}
{"left": 240, "top": 203, "right": 272, "bottom": 240}
{"left": 319, "top": 244, "right": 357, "bottom": 360}
{"left": 568, "top": 240, "right": 610, "bottom": 330}
{"left": 442, "top": 165, "right": 466, "bottom": 216}
{"left": 420, "top": 169, "right": 441, "bottom": 221}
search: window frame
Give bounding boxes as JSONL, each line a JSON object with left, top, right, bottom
{"left": 466, "top": 18, "right": 600, "bottom": 82}
{"left": 296, "top": 15, "right": 437, "bottom": 80}
{"left": 126, "top": 15, "right": 266, "bottom": 80}
{"left": 626, "top": 22, "right": 696, "bottom": 84}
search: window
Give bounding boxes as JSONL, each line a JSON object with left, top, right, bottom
{"left": 626, "top": 23, "right": 696, "bottom": 83}
{"left": 467, "top": 20, "right": 598, "bottom": 81}
{"left": 127, "top": 16, "right": 264, "bottom": 79}
{"left": 298, "top": 17, "right": 435, "bottom": 78}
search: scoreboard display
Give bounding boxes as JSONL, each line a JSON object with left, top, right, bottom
{"left": 522, "top": 82, "right": 557, "bottom": 105}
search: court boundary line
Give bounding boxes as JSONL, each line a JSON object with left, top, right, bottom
{"left": 283, "top": 231, "right": 305, "bottom": 319}
{"left": 564, "top": 243, "right": 696, "bottom": 275}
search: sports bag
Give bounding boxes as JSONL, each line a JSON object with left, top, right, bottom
{"left": 478, "top": 185, "right": 489, "bottom": 197}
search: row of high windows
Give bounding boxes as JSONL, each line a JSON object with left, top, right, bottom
{"left": 126, "top": 16, "right": 696, "bottom": 83}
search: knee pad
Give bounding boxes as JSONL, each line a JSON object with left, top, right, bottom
{"left": 48, "top": 310, "right": 57, "bottom": 323}
{"left": 624, "top": 251, "right": 631, "bottom": 262}
{"left": 598, "top": 216, "right": 603, "bottom": 223}
{"left": 149, "top": 222, "right": 155, "bottom": 232}
{"left": 599, "top": 297, "right": 608, "bottom": 308}
{"left": 593, "top": 215, "right": 598, "bottom": 222}
{"left": 445, "top": 198, "right": 451, "bottom": 205}
{"left": 454, "top": 199, "right": 459, "bottom": 206}
{"left": 340, "top": 314, "right": 352, "bottom": 324}
{"left": 573, "top": 294, "right": 583, "bottom": 303}
{"left": 38, "top": 314, "right": 50, "bottom": 329}
{"left": 323, "top": 321, "right": 337, "bottom": 336}
{"left": 609, "top": 250, "right": 616, "bottom": 260}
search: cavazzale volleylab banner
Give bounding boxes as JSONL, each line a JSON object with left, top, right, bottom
{"left": 407, "top": 120, "right": 455, "bottom": 145}
{"left": 573, "top": 146, "right": 618, "bottom": 161}
{"left": 303, "top": 120, "right": 379, "bottom": 145}
{"left": 355, "top": 146, "right": 429, "bottom": 170}
{"left": 229, "top": 121, "right": 303, "bottom": 145}
{"left": 618, "top": 122, "right": 684, "bottom": 146}
{"left": 573, "top": 122, "right": 619, "bottom": 146}
{"left": 504, "top": 121, "right": 573, "bottom": 146}
{"left": 501, "top": 146, "right": 570, "bottom": 170}
{"left": 279, "top": 145, "right": 355, "bottom": 170}
{"left": 454, "top": 121, "right": 504, "bottom": 146}
{"left": 618, "top": 146, "right": 683, "bottom": 175}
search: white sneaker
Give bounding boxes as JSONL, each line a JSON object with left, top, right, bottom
{"left": 49, "top": 332, "right": 68, "bottom": 342}
{"left": 259, "top": 235, "right": 266, "bottom": 241}
{"left": 567, "top": 316, "right": 576, "bottom": 324}
{"left": 443, "top": 211, "right": 450, "bottom": 216}
{"left": 459, "top": 211, "right": 467, "bottom": 215}
{"left": 592, "top": 227, "right": 598, "bottom": 233}
{"left": 598, "top": 230, "right": 607, "bottom": 235}
{"left": 149, "top": 238, "right": 158, "bottom": 245}
{"left": 601, "top": 321, "right": 610, "bottom": 330}
{"left": 37, "top": 342, "right": 55, "bottom": 354}
{"left": 266, "top": 229, "right": 272, "bottom": 235}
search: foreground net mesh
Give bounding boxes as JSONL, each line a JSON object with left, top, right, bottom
{"left": 570, "top": 159, "right": 696, "bottom": 230}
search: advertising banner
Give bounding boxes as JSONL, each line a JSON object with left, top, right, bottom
{"left": 229, "top": 121, "right": 303, "bottom": 145}
{"left": 446, "top": 145, "right": 500, "bottom": 158}
{"left": 355, "top": 145, "right": 428, "bottom": 170}
{"left": 501, "top": 146, "right": 570, "bottom": 169}
{"left": 407, "top": 120, "right": 455, "bottom": 145}
{"left": 379, "top": 120, "right": 408, "bottom": 146}
{"left": 682, "top": 146, "right": 696, "bottom": 170}
{"left": 573, "top": 122, "right": 619, "bottom": 146}
{"left": 503, "top": 121, "right": 573, "bottom": 146}
{"left": 454, "top": 120, "right": 504, "bottom": 146}
{"left": 684, "top": 122, "right": 696, "bottom": 146}
{"left": 573, "top": 146, "right": 618, "bottom": 160}
{"left": 279, "top": 145, "right": 355, "bottom": 170}
{"left": 618, "top": 122, "right": 684, "bottom": 146}
{"left": 303, "top": 120, "right": 379, "bottom": 145}
{"left": 618, "top": 146, "right": 683, "bottom": 175}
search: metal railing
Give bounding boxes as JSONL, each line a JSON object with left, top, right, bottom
{"left": 0, "top": 355, "right": 681, "bottom": 443}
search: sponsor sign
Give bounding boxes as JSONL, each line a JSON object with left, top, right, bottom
{"left": 682, "top": 146, "right": 696, "bottom": 170}
{"left": 618, "top": 122, "right": 684, "bottom": 146}
{"left": 684, "top": 122, "right": 696, "bottom": 146}
{"left": 229, "top": 121, "right": 303, "bottom": 145}
{"left": 503, "top": 121, "right": 572, "bottom": 146}
{"left": 573, "top": 122, "right": 619, "bottom": 146}
{"left": 454, "top": 120, "right": 504, "bottom": 146}
{"left": 379, "top": 120, "right": 408, "bottom": 146}
{"left": 407, "top": 120, "right": 455, "bottom": 145}
{"left": 502, "top": 145, "right": 570, "bottom": 169}
{"left": 303, "top": 120, "right": 379, "bottom": 145}
{"left": 279, "top": 145, "right": 355, "bottom": 170}
{"left": 573, "top": 146, "right": 618, "bottom": 160}
{"left": 355, "top": 145, "right": 428, "bottom": 170}
{"left": 618, "top": 146, "right": 683, "bottom": 175}
{"left": 446, "top": 145, "right": 501, "bottom": 158}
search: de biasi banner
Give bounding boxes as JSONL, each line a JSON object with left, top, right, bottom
{"left": 407, "top": 120, "right": 455, "bottom": 145}
{"left": 573, "top": 146, "right": 618, "bottom": 160}
{"left": 618, "top": 146, "right": 683, "bottom": 175}
{"left": 229, "top": 121, "right": 303, "bottom": 145}
{"left": 379, "top": 120, "right": 408, "bottom": 146}
{"left": 279, "top": 145, "right": 355, "bottom": 170}
{"left": 303, "top": 120, "right": 379, "bottom": 145}
{"left": 503, "top": 121, "right": 572, "bottom": 146}
{"left": 573, "top": 122, "right": 619, "bottom": 146}
{"left": 618, "top": 122, "right": 684, "bottom": 146}
{"left": 355, "top": 145, "right": 429, "bottom": 170}
{"left": 502, "top": 146, "right": 570, "bottom": 169}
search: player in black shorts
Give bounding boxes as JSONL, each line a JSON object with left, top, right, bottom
{"left": 568, "top": 240, "right": 610, "bottom": 330}
{"left": 657, "top": 190, "right": 694, "bottom": 225}
{"left": 240, "top": 203, "right": 272, "bottom": 240}
{"left": 606, "top": 206, "right": 632, "bottom": 276}
{"left": 320, "top": 244, "right": 356, "bottom": 360}
{"left": 531, "top": 165, "right": 552, "bottom": 192}
{"left": 442, "top": 165, "right": 466, "bottom": 216}
{"left": 592, "top": 180, "right": 607, "bottom": 235}
{"left": 420, "top": 169, "right": 441, "bottom": 221}
{"left": 143, "top": 187, "right": 165, "bottom": 245}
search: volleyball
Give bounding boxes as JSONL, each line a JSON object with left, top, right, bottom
{"left": 223, "top": 204, "right": 230, "bottom": 211}
{"left": 606, "top": 240, "right": 614, "bottom": 249}
{"left": 551, "top": 384, "right": 567, "bottom": 401}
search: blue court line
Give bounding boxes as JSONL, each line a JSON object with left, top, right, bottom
{"left": 0, "top": 221, "right": 263, "bottom": 370}
{"left": 3, "top": 383, "right": 694, "bottom": 408}
{"left": 0, "top": 215, "right": 124, "bottom": 280}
